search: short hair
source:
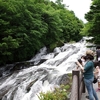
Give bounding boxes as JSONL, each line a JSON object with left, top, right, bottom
{"left": 96, "top": 46, "right": 100, "bottom": 49}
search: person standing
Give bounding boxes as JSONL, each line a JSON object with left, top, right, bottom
{"left": 96, "top": 46, "right": 100, "bottom": 61}
{"left": 94, "top": 61, "right": 100, "bottom": 91}
{"left": 96, "top": 66, "right": 100, "bottom": 90}
{"left": 76, "top": 50, "right": 99, "bottom": 100}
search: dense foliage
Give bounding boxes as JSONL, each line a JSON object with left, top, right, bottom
{"left": 83, "top": 0, "right": 100, "bottom": 44}
{"left": 0, "top": 0, "right": 84, "bottom": 66}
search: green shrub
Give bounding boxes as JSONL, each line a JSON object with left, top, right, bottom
{"left": 38, "top": 73, "right": 72, "bottom": 100}
{"left": 38, "top": 86, "right": 67, "bottom": 100}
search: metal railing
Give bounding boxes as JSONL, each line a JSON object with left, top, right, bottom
{"left": 70, "top": 69, "right": 85, "bottom": 100}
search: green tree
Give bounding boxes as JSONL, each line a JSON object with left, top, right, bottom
{"left": 85, "top": 0, "right": 100, "bottom": 44}
{"left": 0, "top": 0, "right": 84, "bottom": 65}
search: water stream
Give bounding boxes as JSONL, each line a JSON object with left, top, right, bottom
{"left": 0, "top": 37, "right": 92, "bottom": 100}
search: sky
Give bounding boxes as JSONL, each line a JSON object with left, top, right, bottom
{"left": 50, "top": 0, "right": 92, "bottom": 23}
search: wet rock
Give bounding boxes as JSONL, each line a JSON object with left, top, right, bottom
{"left": 58, "top": 74, "right": 70, "bottom": 85}
{"left": 0, "top": 86, "right": 11, "bottom": 99}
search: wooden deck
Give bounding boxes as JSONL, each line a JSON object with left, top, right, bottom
{"left": 81, "top": 83, "right": 100, "bottom": 100}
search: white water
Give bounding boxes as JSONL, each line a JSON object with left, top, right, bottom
{"left": 0, "top": 38, "right": 91, "bottom": 100}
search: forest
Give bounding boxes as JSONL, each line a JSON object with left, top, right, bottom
{"left": 0, "top": 0, "right": 100, "bottom": 66}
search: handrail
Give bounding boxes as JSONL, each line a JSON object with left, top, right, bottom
{"left": 70, "top": 69, "right": 85, "bottom": 100}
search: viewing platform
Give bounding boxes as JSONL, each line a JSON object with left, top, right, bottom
{"left": 81, "top": 83, "right": 100, "bottom": 100}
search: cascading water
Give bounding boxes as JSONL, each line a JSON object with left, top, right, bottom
{"left": 0, "top": 37, "right": 92, "bottom": 100}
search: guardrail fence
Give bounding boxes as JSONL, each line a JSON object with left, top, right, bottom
{"left": 70, "top": 69, "right": 85, "bottom": 100}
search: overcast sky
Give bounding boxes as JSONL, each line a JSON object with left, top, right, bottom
{"left": 50, "top": 0, "right": 92, "bottom": 23}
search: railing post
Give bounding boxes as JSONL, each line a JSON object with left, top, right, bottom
{"left": 72, "top": 69, "right": 80, "bottom": 100}
{"left": 70, "top": 68, "right": 86, "bottom": 100}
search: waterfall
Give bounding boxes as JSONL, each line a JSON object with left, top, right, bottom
{"left": 0, "top": 38, "right": 91, "bottom": 100}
